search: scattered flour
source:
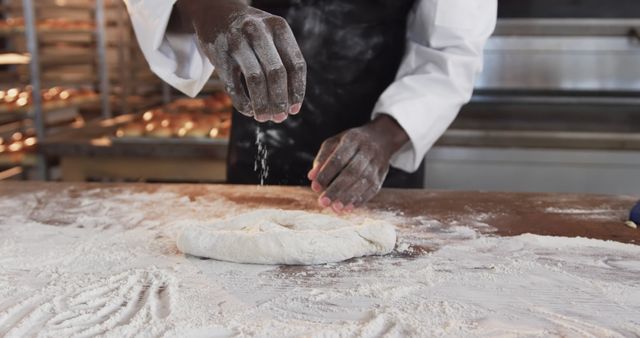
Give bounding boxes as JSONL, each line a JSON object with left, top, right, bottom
{"left": 254, "top": 126, "right": 269, "bottom": 186}
{"left": 544, "top": 207, "right": 613, "bottom": 215}
{"left": 0, "top": 186, "right": 639, "bottom": 337}
{"left": 544, "top": 207, "right": 619, "bottom": 221}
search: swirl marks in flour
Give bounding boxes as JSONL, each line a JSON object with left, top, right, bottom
{"left": 0, "top": 269, "right": 175, "bottom": 337}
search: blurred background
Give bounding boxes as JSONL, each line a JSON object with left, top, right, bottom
{"left": 0, "top": 0, "right": 639, "bottom": 194}
{"left": 428, "top": 0, "right": 640, "bottom": 194}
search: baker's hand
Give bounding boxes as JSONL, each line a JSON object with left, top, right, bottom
{"left": 307, "top": 115, "right": 409, "bottom": 212}
{"left": 176, "top": 0, "right": 306, "bottom": 123}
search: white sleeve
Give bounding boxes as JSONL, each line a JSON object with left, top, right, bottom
{"left": 372, "top": 0, "right": 497, "bottom": 172}
{"left": 123, "top": 0, "right": 214, "bottom": 97}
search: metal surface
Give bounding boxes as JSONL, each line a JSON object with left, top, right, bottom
{"left": 442, "top": 18, "right": 640, "bottom": 193}
{"left": 476, "top": 19, "right": 640, "bottom": 92}
{"left": 471, "top": 93, "right": 640, "bottom": 106}
{"left": 111, "top": 136, "right": 228, "bottom": 146}
{"left": 439, "top": 129, "right": 640, "bottom": 150}
{"left": 95, "top": 0, "right": 112, "bottom": 119}
{"left": 425, "top": 146, "right": 640, "bottom": 195}
{"left": 22, "top": 0, "right": 47, "bottom": 180}
{"left": 494, "top": 19, "right": 640, "bottom": 36}
{"left": 498, "top": 0, "right": 640, "bottom": 19}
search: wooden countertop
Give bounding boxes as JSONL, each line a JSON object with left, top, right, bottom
{"left": 2, "top": 181, "right": 639, "bottom": 336}
{"left": 2, "top": 181, "right": 638, "bottom": 245}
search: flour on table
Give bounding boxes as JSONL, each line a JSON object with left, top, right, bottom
{"left": 1, "top": 185, "right": 640, "bottom": 337}
{"left": 177, "top": 209, "right": 397, "bottom": 265}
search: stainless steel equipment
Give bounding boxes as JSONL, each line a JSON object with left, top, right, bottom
{"left": 426, "top": 11, "right": 640, "bottom": 194}
{"left": 478, "top": 19, "right": 640, "bottom": 93}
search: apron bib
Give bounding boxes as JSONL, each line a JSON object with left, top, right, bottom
{"left": 227, "top": 0, "right": 424, "bottom": 188}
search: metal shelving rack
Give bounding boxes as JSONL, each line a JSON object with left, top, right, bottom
{"left": 22, "top": 0, "right": 110, "bottom": 179}
{"left": 20, "top": 0, "right": 44, "bottom": 178}
{"left": 94, "top": 0, "right": 110, "bottom": 120}
{"left": 0, "top": 0, "right": 216, "bottom": 179}
{"left": 0, "top": 0, "right": 115, "bottom": 179}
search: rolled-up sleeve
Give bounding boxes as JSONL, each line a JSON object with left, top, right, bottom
{"left": 372, "top": 0, "right": 497, "bottom": 172}
{"left": 123, "top": 0, "right": 214, "bottom": 97}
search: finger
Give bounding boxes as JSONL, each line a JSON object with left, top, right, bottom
{"left": 269, "top": 16, "right": 306, "bottom": 115}
{"left": 201, "top": 37, "right": 253, "bottom": 116}
{"left": 348, "top": 162, "right": 388, "bottom": 207}
{"left": 308, "top": 136, "right": 340, "bottom": 182}
{"left": 344, "top": 204, "right": 355, "bottom": 213}
{"left": 321, "top": 154, "right": 368, "bottom": 206}
{"left": 331, "top": 201, "right": 345, "bottom": 214}
{"left": 314, "top": 140, "right": 359, "bottom": 190}
{"left": 244, "top": 19, "right": 288, "bottom": 122}
{"left": 360, "top": 169, "right": 388, "bottom": 206}
{"left": 217, "top": 61, "right": 252, "bottom": 116}
{"left": 231, "top": 40, "right": 269, "bottom": 122}
{"left": 359, "top": 186, "right": 381, "bottom": 206}
{"left": 346, "top": 177, "right": 371, "bottom": 207}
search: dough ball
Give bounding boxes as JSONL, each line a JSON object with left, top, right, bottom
{"left": 176, "top": 209, "right": 397, "bottom": 265}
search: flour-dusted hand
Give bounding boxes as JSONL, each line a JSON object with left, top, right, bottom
{"left": 177, "top": 0, "right": 306, "bottom": 123}
{"left": 308, "top": 115, "right": 410, "bottom": 212}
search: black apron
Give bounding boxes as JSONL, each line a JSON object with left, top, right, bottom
{"left": 227, "top": 0, "right": 425, "bottom": 188}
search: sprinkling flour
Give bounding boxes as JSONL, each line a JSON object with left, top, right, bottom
{"left": 254, "top": 126, "right": 269, "bottom": 186}
{"left": 0, "top": 185, "right": 639, "bottom": 337}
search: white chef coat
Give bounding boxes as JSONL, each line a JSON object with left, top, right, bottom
{"left": 123, "top": 0, "right": 497, "bottom": 173}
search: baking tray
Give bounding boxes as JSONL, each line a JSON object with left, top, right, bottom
{"left": 110, "top": 135, "right": 229, "bottom": 146}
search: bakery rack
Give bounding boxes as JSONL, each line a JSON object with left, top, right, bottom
{"left": 0, "top": 0, "right": 169, "bottom": 180}
{"left": 0, "top": 0, "right": 110, "bottom": 179}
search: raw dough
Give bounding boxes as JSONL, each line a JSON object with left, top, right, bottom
{"left": 176, "top": 209, "right": 397, "bottom": 265}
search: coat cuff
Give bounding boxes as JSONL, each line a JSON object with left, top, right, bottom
{"left": 125, "top": 0, "right": 214, "bottom": 97}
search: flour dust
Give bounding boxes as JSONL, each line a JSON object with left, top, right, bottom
{"left": 1, "top": 186, "right": 640, "bottom": 337}
{"left": 254, "top": 126, "right": 269, "bottom": 186}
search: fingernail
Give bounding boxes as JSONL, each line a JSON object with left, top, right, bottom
{"left": 255, "top": 115, "right": 270, "bottom": 123}
{"left": 332, "top": 202, "right": 344, "bottom": 212}
{"left": 272, "top": 112, "right": 287, "bottom": 123}
{"left": 311, "top": 181, "right": 322, "bottom": 192}
{"left": 289, "top": 103, "right": 301, "bottom": 115}
{"left": 319, "top": 196, "right": 331, "bottom": 207}
{"left": 307, "top": 166, "right": 318, "bottom": 180}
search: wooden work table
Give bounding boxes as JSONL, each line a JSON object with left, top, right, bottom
{"left": 1, "top": 181, "right": 639, "bottom": 336}
{"left": 1, "top": 181, "right": 638, "bottom": 244}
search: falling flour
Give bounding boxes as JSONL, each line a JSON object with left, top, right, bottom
{"left": 254, "top": 126, "right": 269, "bottom": 186}
{"left": 0, "top": 186, "right": 639, "bottom": 337}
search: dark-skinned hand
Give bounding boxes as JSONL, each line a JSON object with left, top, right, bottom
{"left": 307, "top": 115, "right": 410, "bottom": 213}
{"left": 174, "top": 0, "right": 306, "bottom": 123}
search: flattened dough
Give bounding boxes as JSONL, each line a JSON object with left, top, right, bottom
{"left": 176, "top": 209, "right": 397, "bottom": 265}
